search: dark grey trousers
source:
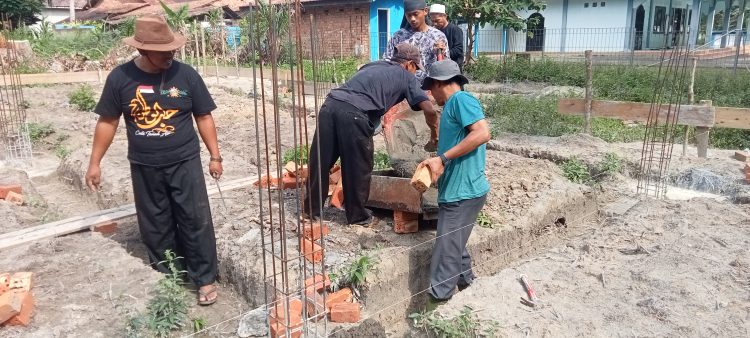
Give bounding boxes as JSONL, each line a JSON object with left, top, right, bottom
{"left": 429, "top": 194, "right": 487, "bottom": 300}
{"left": 130, "top": 156, "right": 218, "bottom": 287}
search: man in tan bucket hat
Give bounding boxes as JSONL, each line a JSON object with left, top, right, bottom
{"left": 86, "top": 14, "right": 222, "bottom": 305}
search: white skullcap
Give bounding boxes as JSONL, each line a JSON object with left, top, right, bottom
{"left": 429, "top": 4, "right": 446, "bottom": 14}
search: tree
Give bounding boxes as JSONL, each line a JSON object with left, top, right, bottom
{"left": 434, "top": 0, "right": 544, "bottom": 64}
{"left": 0, "top": 0, "right": 44, "bottom": 28}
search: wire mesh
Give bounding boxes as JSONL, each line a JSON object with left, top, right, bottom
{"left": 249, "top": 2, "right": 329, "bottom": 337}
{"left": 636, "top": 27, "right": 693, "bottom": 199}
{"left": 0, "top": 15, "right": 33, "bottom": 164}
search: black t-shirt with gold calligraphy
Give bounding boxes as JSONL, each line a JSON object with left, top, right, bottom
{"left": 95, "top": 60, "right": 216, "bottom": 166}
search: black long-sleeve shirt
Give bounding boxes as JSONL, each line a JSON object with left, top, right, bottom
{"left": 440, "top": 23, "right": 464, "bottom": 70}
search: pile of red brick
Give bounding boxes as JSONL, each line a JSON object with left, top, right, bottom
{"left": 268, "top": 280, "right": 361, "bottom": 338}
{"left": 0, "top": 184, "right": 24, "bottom": 206}
{"left": 0, "top": 272, "right": 35, "bottom": 327}
{"left": 252, "top": 162, "right": 309, "bottom": 190}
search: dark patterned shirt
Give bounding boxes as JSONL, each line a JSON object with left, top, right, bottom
{"left": 383, "top": 26, "right": 449, "bottom": 83}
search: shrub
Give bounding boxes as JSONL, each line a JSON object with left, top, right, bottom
{"left": 68, "top": 85, "right": 98, "bottom": 111}
{"left": 598, "top": 152, "right": 623, "bottom": 176}
{"left": 560, "top": 157, "right": 591, "bottom": 184}
{"left": 26, "top": 122, "right": 55, "bottom": 142}
{"left": 373, "top": 150, "right": 390, "bottom": 170}
{"left": 282, "top": 145, "right": 309, "bottom": 165}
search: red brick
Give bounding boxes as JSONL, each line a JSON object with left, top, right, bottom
{"left": 301, "top": 238, "right": 323, "bottom": 263}
{"left": 304, "top": 290, "right": 326, "bottom": 318}
{"left": 269, "top": 314, "right": 302, "bottom": 338}
{"left": 0, "top": 185, "right": 21, "bottom": 200}
{"left": 253, "top": 175, "right": 279, "bottom": 188}
{"left": 329, "top": 166, "right": 342, "bottom": 185}
{"left": 9, "top": 272, "right": 32, "bottom": 292}
{"left": 4, "top": 191, "right": 23, "bottom": 206}
{"left": 271, "top": 298, "right": 303, "bottom": 322}
{"left": 90, "top": 221, "right": 118, "bottom": 235}
{"left": 302, "top": 222, "right": 330, "bottom": 241}
{"left": 0, "top": 291, "right": 22, "bottom": 323}
{"left": 5, "top": 290, "right": 33, "bottom": 326}
{"left": 393, "top": 210, "right": 419, "bottom": 234}
{"left": 281, "top": 173, "right": 302, "bottom": 190}
{"left": 324, "top": 288, "right": 352, "bottom": 310}
{"left": 330, "top": 180, "right": 344, "bottom": 209}
{"left": 304, "top": 274, "right": 331, "bottom": 293}
{"left": 330, "top": 302, "right": 360, "bottom": 323}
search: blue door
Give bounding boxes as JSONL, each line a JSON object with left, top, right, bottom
{"left": 378, "top": 9, "right": 389, "bottom": 57}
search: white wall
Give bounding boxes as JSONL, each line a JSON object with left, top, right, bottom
{"left": 39, "top": 9, "right": 71, "bottom": 24}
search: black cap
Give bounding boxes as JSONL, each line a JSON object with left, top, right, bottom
{"left": 404, "top": 0, "right": 427, "bottom": 12}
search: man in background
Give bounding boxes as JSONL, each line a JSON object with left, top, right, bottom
{"left": 383, "top": 0, "right": 449, "bottom": 84}
{"left": 429, "top": 3, "right": 464, "bottom": 73}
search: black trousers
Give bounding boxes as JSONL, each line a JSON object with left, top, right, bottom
{"left": 130, "top": 156, "right": 218, "bottom": 286}
{"left": 304, "top": 98, "right": 374, "bottom": 224}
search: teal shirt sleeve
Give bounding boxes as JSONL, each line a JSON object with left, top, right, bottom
{"left": 456, "top": 93, "right": 485, "bottom": 128}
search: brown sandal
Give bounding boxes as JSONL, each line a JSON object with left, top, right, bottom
{"left": 198, "top": 285, "right": 218, "bottom": 306}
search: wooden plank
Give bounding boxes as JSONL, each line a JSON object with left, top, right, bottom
{"left": 715, "top": 107, "right": 750, "bottom": 130}
{"left": 558, "top": 99, "right": 715, "bottom": 127}
{"left": 0, "top": 176, "right": 257, "bottom": 250}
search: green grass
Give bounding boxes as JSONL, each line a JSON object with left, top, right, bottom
{"left": 470, "top": 57, "right": 750, "bottom": 149}
{"left": 598, "top": 152, "right": 623, "bottom": 176}
{"left": 410, "top": 306, "right": 499, "bottom": 337}
{"left": 476, "top": 212, "right": 496, "bottom": 229}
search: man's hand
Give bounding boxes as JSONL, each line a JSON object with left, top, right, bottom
{"left": 86, "top": 163, "right": 102, "bottom": 192}
{"left": 209, "top": 160, "right": 223, "bottom": 179}
{"left": 418, "top": 156, "right": 444, "bottom": 183}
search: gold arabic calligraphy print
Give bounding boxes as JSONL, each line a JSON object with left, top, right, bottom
{"left": 129, "top": 90, "right": 178, "bottom": 132}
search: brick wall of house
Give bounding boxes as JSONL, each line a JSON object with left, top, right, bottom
{"left": 294, "top": 4, "right": 370, "bottom": 60}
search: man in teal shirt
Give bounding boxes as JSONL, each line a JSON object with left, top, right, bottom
{"left": 417, "top": 60, "right": 491, "bottom": 308}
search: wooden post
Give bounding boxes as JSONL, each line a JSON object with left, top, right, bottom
{"left": 193, "top": 25, "right": 199, "bottom": 71}
{"left": 696, "top": 99, "right": 712, "bottom": 158}
{"left": 584, "top": 50, "right": 593, "bottom": 134}
{"left": 684, "top": 57, "right": 698, "bottom": 156}
{"left": 340, "top": 31, "right": 344, "bottom": 58}
{"left": 200, "top": 23, "right": 206, "bottom": 74}
{"left": 214, "top": 57, "right": 219, "bottom": 85}
{"left": 235, "top": 50, "right": 240, "bottom": 77}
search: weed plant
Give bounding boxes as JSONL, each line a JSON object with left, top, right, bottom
{"left": 560, "top": 157, "right": 591, "bottom": 184}
{"left": 68, "top": 85, "right": 98, "bottom": 111}
{"left": 410, "top": 306, "right": 499, "bottom": 338}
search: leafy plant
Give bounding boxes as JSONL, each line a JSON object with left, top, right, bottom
{"left": 282, "top": 145, "right": 309, "bottom": 165}
{"left": 125, "top": 250, "right": 189, "bottom": 338}
{"left": 329, "top": 252, "right": 377, "bottom": 297}
{"left": 26, "top": 122, "right": 54, "bottom": 142}
{"left": 373, "top": 151, "right": 390, "bottom": 170}
{"left": 54, "top": 144, "right": 71, "bottom": 159}
{"left": 159, "top": 0, "right": 190, "bottom": 29}
{"left": 598, "top": 152, "right": 622, "bottom": 176}
{"left": 560, "top": 157, "right": 591, "bottom": 184}
{"left": 68, "top": 85, "right": 98, "bottom": 111}
{"left": 409, "top": 305, "right": 499, "bottom": 337}
{"left": 192, "top": 317, "right": 206, "bottom": 333}
{"left": 145, "top": 250, "right": 189, "bottom": 337}
{"left": 476, "top": 212, "right": 496, "bottom": 229}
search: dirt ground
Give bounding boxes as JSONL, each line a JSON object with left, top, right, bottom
{"left": 1, "top": 76, "right": 750, "bottom": 337}
{"left": 439, "top": 181, "right": 750, "bottom": 337}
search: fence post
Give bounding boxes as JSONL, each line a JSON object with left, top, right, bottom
{"left": 214, "top": 57, "right": 219, "bottom": 85}
{"left": 696, "top": 100, "right": 712, "bottom": 158}
{"left": 683, "top": 57, "right": 697, "bottom": 156}
{"left": 584, "top": 50, "right": 593, "bottom": 134}
{"left": 200, "top": 23, "right": 207, "bottom": 74}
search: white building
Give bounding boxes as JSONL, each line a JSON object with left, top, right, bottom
{"left": 469, "top": 0, "right": 744, "bottom": 54}
{"left": 39, "top": 0, "right": 97, "bottom": 24}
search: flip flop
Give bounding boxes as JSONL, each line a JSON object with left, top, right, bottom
{"left": 197, "top": 285, "right": 218, "bottom": 306}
